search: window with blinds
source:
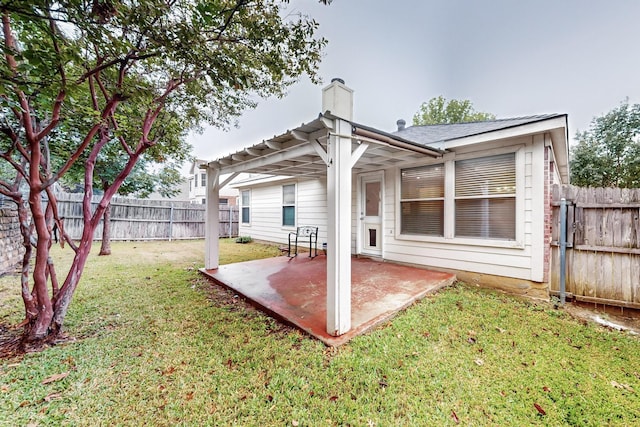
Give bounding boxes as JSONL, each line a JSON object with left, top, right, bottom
{"left": 282, "top": 184, "right": 296, "bottom": 227}
{"left": 454, "top": 153, "right": 516, "bottom": 240}
{"left": 400, "top": 164, "right": 444, "bottom": 236}
{"left": 241, "top": 190, "right": 250, "bottom": 224}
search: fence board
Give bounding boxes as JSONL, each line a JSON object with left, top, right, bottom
{"left": 551, "top": 184, "right": 640, "bottom": 309}
{"left": 54, "top": 194, "right": 237, "bottom": 241}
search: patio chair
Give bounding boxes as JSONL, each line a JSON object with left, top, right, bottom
{"left": 288, "top": 226, "right": 318, "bottom": 258}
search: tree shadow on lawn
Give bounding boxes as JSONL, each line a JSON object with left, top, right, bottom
{"left": 0, "top": 275, "right": 297, "bottom": 361}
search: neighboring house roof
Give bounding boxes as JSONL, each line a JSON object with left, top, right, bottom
{"left": 189, "top": 159, "right": 207, "bottom": 175}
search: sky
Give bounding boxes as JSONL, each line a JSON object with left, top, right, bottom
{"left": 186, "top": 0, "right": 640, "bottom": 170}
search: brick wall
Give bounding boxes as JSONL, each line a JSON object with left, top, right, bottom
{"left": 0, "top": 207, "right": 24, "bottom": 276}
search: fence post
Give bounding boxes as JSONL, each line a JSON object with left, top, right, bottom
{"left": 559, "top": 198, "right": 567, "bottom": 305}
{"left": 169, "top": 203, "right": 174, "bottom": 242}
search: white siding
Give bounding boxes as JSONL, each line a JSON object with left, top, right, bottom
{"left": 237, "top": 178, "right": 327, "bottom": 245}
{"left": 383, "top": 134, "right": 548, "bottom": 282}
{"left": 233, "top": 132, "right": 555, "bottom": 284}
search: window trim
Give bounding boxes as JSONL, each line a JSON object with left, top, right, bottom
{"left": 282, "top": 183, "right": 296, "bottom": 228}
{"left": 395, "top": 147, "right": 524, "bottom": 249}
{"left": 399, "top": 163, "right": 445, "bottom": 237}
{"left": 241, "top": 190, "right": 251, "bottom": 225}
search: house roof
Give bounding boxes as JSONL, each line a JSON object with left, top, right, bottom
{"left": 394, "top": 114, "right": 565, "bottom": 147}
{"left": 207, "top": 113, "right": 569, "bottom": 184}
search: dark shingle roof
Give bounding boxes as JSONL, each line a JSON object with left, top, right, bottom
{"left": 393, "top": 114, "right": 565, "bottom": 147}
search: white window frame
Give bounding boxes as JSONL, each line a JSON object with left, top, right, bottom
{"left": 396, "top": 146, "right": 524, "bottom": 248}
{"left": 281, "top": 183, "right": 296, "bottom": 228}
{"left": 399, "top": 164, "right": 445, "bottom": 237}
{"left": 241, "top": 190, "right": 251, "bottom": 225}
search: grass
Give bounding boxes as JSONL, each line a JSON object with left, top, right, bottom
{"left": 0, "top": 239, "right": 639, "bottom": 426}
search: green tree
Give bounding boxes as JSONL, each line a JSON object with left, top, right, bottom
{"left": 412, "top": 95, "right": 495, "bottom": 125}
{"left": 570, "top": 100, "right": 640, "bottom": 188}
{"left": 0, "top": 0, "right": 326, "bottom": 346}
{"left": 56, "top": 105, "right": 189, "bottom": 256}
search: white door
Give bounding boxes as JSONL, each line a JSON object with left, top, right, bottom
{"left": 360, "top": 174, "right": 383, "bottom": 256}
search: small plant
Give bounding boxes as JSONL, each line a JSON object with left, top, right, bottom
{"left": 235, "top": 236, "right": 252, "bottom": 244}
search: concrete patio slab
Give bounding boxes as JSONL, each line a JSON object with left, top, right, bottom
{"left": 200, "top": 255, "right": 456, "bottom": 346}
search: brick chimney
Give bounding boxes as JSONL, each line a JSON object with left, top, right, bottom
{"left": 322, "top": 78, "right": 354, "bottom": 121}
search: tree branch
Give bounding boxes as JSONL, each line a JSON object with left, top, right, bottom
{"left": 45, "top": 94, "right": 122, "bottom": 187}
{"left": 1, "top": 12, "right": 35, "bottom": 143}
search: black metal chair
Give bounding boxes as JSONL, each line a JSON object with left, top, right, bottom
{"left": 288, "top": 226, "right": 318, "bottom": 258}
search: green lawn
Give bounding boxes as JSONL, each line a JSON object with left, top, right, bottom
{"left": 1, "top": 239, "right": 639, "bottom": 426}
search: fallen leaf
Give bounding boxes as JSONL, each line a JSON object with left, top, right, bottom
{"left": 185, "top": 391, "right": 194, "bottom": 400}
{"left": 379, "top": 380, "right": 388, "bottom": 388}
{"left": 451, "top": 410, "right": 460, "bottom": 424}
{"left": 292, "top": 420, "right": 299, "bottom": 426}
{"left": 44, "top": 392, "right": 62, "bottom": 402}
{"left": 534, "top": 403, "right": 546, "bottom": 416}
{"left": 1, "top": 385, "right": 9, "bottom": 392}
{"left": 543, "top": 386, "right": 551, "bottom": 392}
{"left": 467, "top": 337, "right": 477, "bottom": 344}
{"left": 266, "top": 395, "right": 273, "bottom": 402}
{"left": 496, "top": 327, "right": 506, "bottom": 333}
{"left": 611, "top": 381, "right": 634, "bottom": 392}
{"left": 329, "top": 395, "right": 338, "bottom": 402}
{"left": 162, "top": 366, "right": 176, "bottom": 376}
{"left": 42, "top": 372, "right": 69, "bottom": 385}
{"left": 474, "top": 359, "right": 484, "bottom": 366}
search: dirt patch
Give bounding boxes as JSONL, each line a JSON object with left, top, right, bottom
{"left": 195, "top": 275, "right": 296, "bottom": 335}
{"left": 564, "top": 302, "right": 640, "bottom": 335}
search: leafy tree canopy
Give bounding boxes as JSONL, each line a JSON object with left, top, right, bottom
{"left": 412, "top": 95, "right": 495, "bottom": 125}
{"left": 0, "top": 0, "right": 327, "bottom": 344}
{"left": 570, "top": 100, "right": 640, "bottom": 188}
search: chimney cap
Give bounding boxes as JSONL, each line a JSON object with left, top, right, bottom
{"left": 331, "top": 77, "right": 345, "bottom": 85}
{"left": 396, "top": 119, "right": 406, "bottom": 131}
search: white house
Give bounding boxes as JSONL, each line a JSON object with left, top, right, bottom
{"left": 202, "top": 79, "right": 569, "bottom": 337}
{"left": 189, "top": 159, "right": 238, "bottom": 205}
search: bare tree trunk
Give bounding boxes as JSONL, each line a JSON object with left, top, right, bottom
{"left": 99, "top": 202, "right": 111, "bottom": 256}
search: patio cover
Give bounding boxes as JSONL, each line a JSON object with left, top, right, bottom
{"left": 203, "top": 108, "right": 443, "bottom": 337}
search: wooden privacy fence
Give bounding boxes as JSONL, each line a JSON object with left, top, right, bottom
{"left": 55, "top": 194, "right": 238, "bottom": 241}
{"left": 550, "top": 184, "right": 640, "bottom": 309}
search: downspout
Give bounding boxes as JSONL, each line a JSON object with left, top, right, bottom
{"left": 559, "top": 198, "right": 567, "bottom": 305}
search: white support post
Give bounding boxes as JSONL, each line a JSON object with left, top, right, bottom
{"left": 326, "top": 119, "right": 352, "bottom": 336}
{"left": 205, "top": 167, "right": 221, "bottom": 270}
